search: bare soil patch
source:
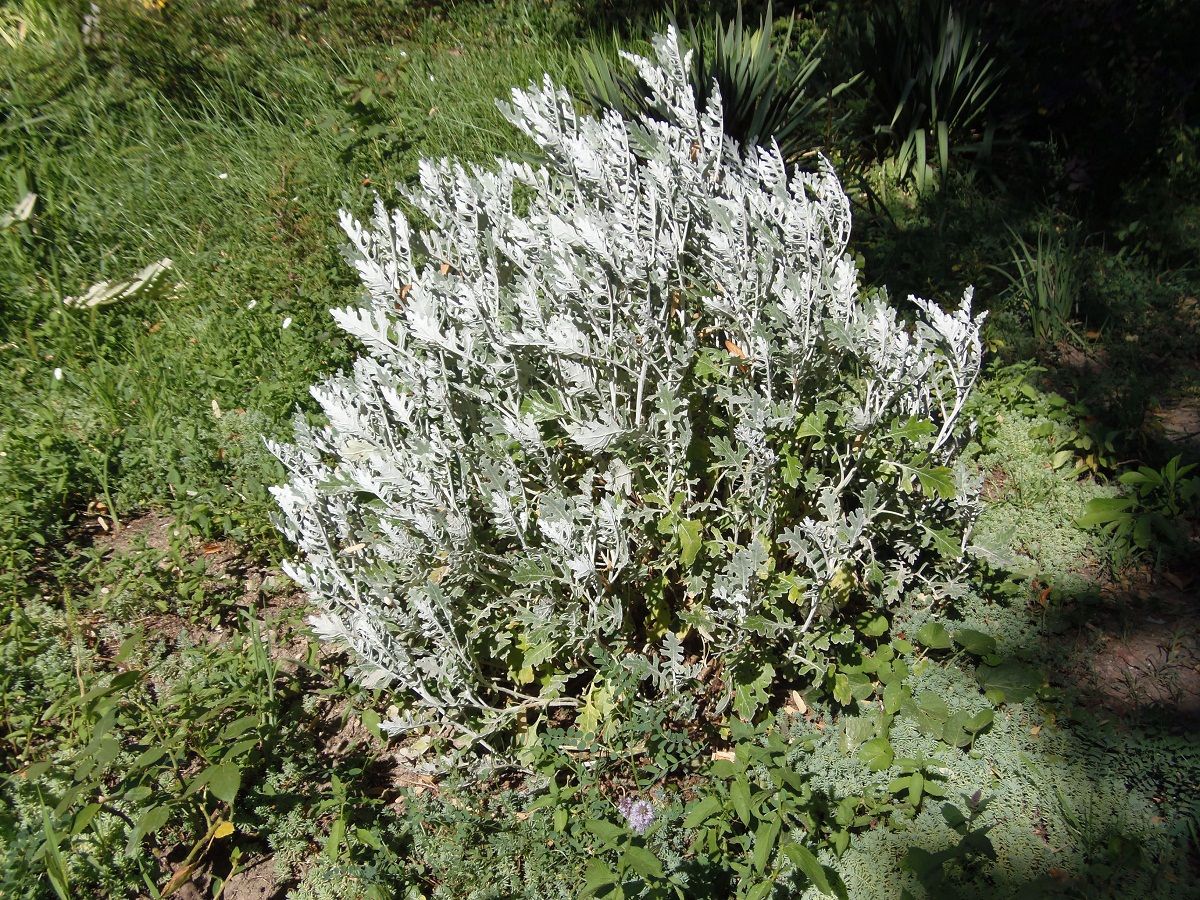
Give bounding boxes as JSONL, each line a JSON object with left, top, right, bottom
{"left": 1058, "top": 566, "right": 1200, "bottom": 723}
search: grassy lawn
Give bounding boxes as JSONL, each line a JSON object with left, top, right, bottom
{"left": 2, "top": 1, "right": 1198, "bottom": 898}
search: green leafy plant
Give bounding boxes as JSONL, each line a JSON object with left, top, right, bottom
{"left": 579, "top": 813, "right": 678, "bottom": 900}
{"left": 1, "top": 617, "right": 287, "bottom": 896}
{"left": 995, "top": 224, "right": 1083, "bottom": 348}
{"left": 578, "top": 4, "right": 848, "bottom": 162}
{"left": 325, "top": 63, "right": 411, "bottom": 165}
{"left": 1079, "top": 455, "right": 1200, "bottom": 564}
{"left": 854, "top": 0, "right": 1005, "bottom": 190}
{"left": 901, "top": 792, "right": 996, "bottom": 890}
{"left": 680, "top": 722, "right": 845, "bottom": 899}
{"left": 574, "top": 721, "right": 846, "bottom": 900}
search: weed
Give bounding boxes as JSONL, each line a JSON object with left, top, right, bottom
{"left": 995, "top": 223, "right": 1084, "bottom": 348}
{"left": 1079, "top": 455, "right": 1200, "bottom": 567}
{"left": 852, "top": 0, "right": 1006, "bottom": 192}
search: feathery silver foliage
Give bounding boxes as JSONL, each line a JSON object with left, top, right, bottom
{"left": 270, "top": 30, "right": 985, "bottom": 745}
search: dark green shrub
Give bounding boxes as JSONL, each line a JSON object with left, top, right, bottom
{"left": 853, "top": 0, "right": 1005, "bottom": 189}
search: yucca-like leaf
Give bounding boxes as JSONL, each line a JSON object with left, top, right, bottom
{"left": 579, "top": 3, "right": 838, "bottom": 162}
{"left": 856, "top": 0, "right": 1005, "bottom": 183}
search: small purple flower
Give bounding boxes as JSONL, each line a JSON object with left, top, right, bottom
{"left": 618, "top": 796, "right": 656, "bottom": 835}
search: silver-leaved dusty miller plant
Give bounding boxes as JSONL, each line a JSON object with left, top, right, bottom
{"left": 270, "top": 30, "right": 985, "bottom": 746}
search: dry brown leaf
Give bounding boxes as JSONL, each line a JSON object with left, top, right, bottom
{"left": 160, "top": 861, "right": 201, "bottom": 897}
{"left": 784, "top": 690, "right": 808, "bottom": 715}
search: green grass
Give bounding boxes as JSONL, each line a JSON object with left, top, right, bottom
{"left": 2, "top": 1, "right": 1200, "bottom": 898}
{"left": 0, "top": 0, "right": 581, "bottom": 556}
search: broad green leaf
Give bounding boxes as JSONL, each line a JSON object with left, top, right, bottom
{"left": 581, "top": 859, "right": 618, "bottom": 898}
{"left": 913, "top": 466, "right": 956, "bottom": 500}
{"left": 914, "top": 622, "right": 952, "bottom": 650}
{"left": 23, "top": 761, "right": 52, "bottom": 780}
{"left": 355, "top": 827, "right": 382, "bottom": 849}
{"left": 916, "top": 692, "right": 949, "bottom": 721}
{"left": 678, "top": 519, "right": 703, "bottom": 567}
{"left": 71, "top": 803, "right": 101, "bottom": 836}
{"left": 976, "top": 661, "right": 1042, "bottom": 703}
{"left": 843, "top": 716, "right": 875, "bottom": 751}
{"left": 682, "top": 795, "right": 722, "bottom": 828}
{"left": 832, "top": 673, "right": 853, "bottom": 706}
{"left": 752, "top": 819, "right": 780, "bottom": 873}
{"left": 710, "top": 758, "right": 738, "bottom": 779}
{"left": 730, "top": 776, "right": 753, "bottom": 826}
{"left": 942, "top": 712, "right": 973, "bottom": 748}
{"left": 131, "top": 747, "right": 166, "bottom": 770}
{"left": 858, "top": 614, "right": 889, "bottom": 638}
{"left": 205, "top": 762, "right": 241, "bottom": 805}
{"left": 965, "top": 709, "right": 994, "bottom": 733}
{"left": 586, "top": 818, "right": 626, "bottom": 845}
{"left": 796, "top": 414, "right": 825, "bottom": 439}
{"left": 783, "top": 842, "right": 835, "bottom": 895}
{"left": 1077, "top": 497, "right": 1134, "bottom": 527}
{"left": 887, "top": 418, "right": 936, "bottom": 442}
{"left": 220, "top": 715, "right": 260, "bottom": 741}
{"left": 924, "top": 526, "right": 960, "bottom": 557}
{"left": 361, "top": 707, "right": 381, "bottom": 738}
{"left": 130, "top": 805, "right": 170, "bottom": 853}
{"left": 732, "top": 662, "right": 775, "bottom": 720}
{"left": 882, "top": 681, "right": 906, "bottom": 715}
{"left": 622, "top": 845, "right": 664, "bottom": 879}
{"left": 848, "top": 671, "right": 876, "bottom": 701}
{"left": 858, "top": 737, "right": 894, "bottom": 771}
{"left": 952, "top": 629, "right": 997, "bottom": 657}
{"left": 1051, "top": 449, "right": 1076, "bottom": 470}
{"left": 909, "top": 771, "right": 924, "bottom": 806}
{"left": 325, "top": 817, "right": 346, "bottom": 862}
{"left": 92, "top": 737, "right": 121, "bottom": 767}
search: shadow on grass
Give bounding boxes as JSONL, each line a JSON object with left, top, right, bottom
{"left": 880, "top": 553, "right": 1200, "bottom": 899}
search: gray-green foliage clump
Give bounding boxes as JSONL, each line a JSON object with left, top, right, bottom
{"left": 270, "top": 31, "right": 986, "bottom": 746}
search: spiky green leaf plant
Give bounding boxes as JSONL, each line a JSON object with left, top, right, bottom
{"left": 855, "top": 0, "right": 1005, "bottom": 188}
{"left": 578, "top": 4, "right": 843, "bottom": 163}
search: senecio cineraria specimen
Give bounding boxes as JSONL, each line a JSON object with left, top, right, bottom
{"left": 270, "top": 31, "right": 985, "bottom": 747}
